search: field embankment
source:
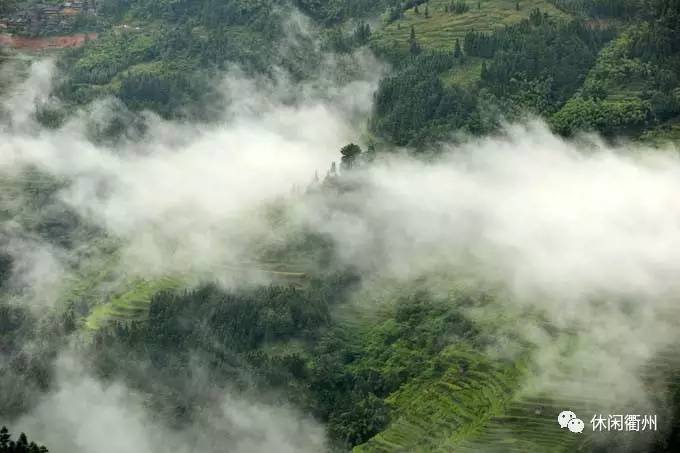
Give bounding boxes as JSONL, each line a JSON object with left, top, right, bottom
{"left": 0, "top": 32, "right": 96, "bottom": 50}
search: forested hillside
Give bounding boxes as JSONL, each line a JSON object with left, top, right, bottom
{"left": 2, "top": 1, "right": 680, "bottom": 453}
{"left": 4, "top": 0, "right": 678, "bottom": 144}
{"left": 369, "top": 0, "right": 680, "bottom": 145}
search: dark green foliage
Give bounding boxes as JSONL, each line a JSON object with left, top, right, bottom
{"left": 388, "top": 5, "right": 403, "bottom": 21}
{"left": 0, "top": 254, "right": 11, "bottom": 290}
{"left": 454, "top": 38, "right": 463, "bottom": 57}
{"left": 353, "top": 21, "right": 371, "bottom": 45}
{"left": 478, "top": 19, "right": 612, "bottom": 106}
{"left": 89, "top": 274, "right": 358, "bottom": 423}
{"left": 463, "top": 29, "right": 497, "bottom": 58}
{"left": 340, "top": 143, "right": 363, "bottom": 170}
{"left": 551, "top": 97, "right": 651, "bottom": 136}
{"left": 450, "top": 0, "right": 470, "bottom": 14}
{"left": 294, "top": 0, "right": 392, "bottom": 25}
{"left": 372, "top": 51, "right": 476, "bottom": 145}
{"left": 307, "top": 290, "right": 481, "bottom": 447}
{"left": 409, "top": 25, "right": 421, "bottom": 54}
{"left": 0, "top": 301, "right": 69, "bottom": 418}
{"left": 96, "top": 282, "right": 339, "bottom": 357}
{"left": 631, "top": 1, "right": 680, "bottom": 60}
{"left": 550, "top": 0, "right": 680, "bottom": 136}
{"left": 328, "top": 393, "right": 390, "bottom": 446}
{"left": 0, "top": 427, "right": 48, "bottom": 453}
{"left": 5, "top": 168, "right": 98, "bottom": 249}
{"left": 55, "top": 0, "right": 304, "bottom": 119}
{"left": 322, "top": 20, "right": 372, "bottom": 53}
{"left": 549, "top": 0, "right": 644, "bottom": 18}
{"left": 372, "top": 13, "right": 612, "bottom": 146}
{"left": 86, "top": 270, "right": 484, "bottom": 449}
{"left": 0, "top": 1, "right": 16, "bottom": 15}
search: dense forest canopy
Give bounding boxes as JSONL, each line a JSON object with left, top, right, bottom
{"left": 2, "top": 0, "right": 676, "bottom": 143}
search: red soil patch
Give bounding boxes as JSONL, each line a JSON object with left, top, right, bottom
{"left": 585, "top": 19, "right": 613, "bottom": 30}
{"left": 0, "top": 32, "right": 97, "bottom": 50}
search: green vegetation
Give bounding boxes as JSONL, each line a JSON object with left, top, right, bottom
{"left": 371, "top": 10, "right": 613, "bottom": 145}
{"left": 0, "top": 426, "right": 48, "bottom": 453}
{"left": 0, "top": 299, "right": 73, "bottom": 419}
{"left": 549, "top": 0, "right": 643, "bottom": 18}
{"left": 369, "top": 0, "right": 680, "bottom": 146}
{"left": 89, "top": 279, "right": 512, "bottom": 450}
{"left": 84, "top": 276, "right": 183, "bottom": 330}
{"left": 53, "top": 0, "right": 322, "bottom": 120}
{"left": 3, "top": 2, "right": 680, "bottom": 453}
{"left": 553, "top": 4, "right": 680, "bottom": 137}
{"left": 294, "top": 0, "right": 392, "bottom": 24}
{"left": 356, "top": 346, "right": 526, "bottom": 451}
{"left": 372, "top": 0, "right": 568, "bottom": 54}
{"left": 7, "top": 0, "right": 675, "bottom": 143}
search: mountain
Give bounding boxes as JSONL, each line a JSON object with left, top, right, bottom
{"left": 1, "top": 1, "right": 680, "bottom": 453}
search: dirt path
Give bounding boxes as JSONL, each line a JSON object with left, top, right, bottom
{"left": 0, "top": 32, "right": 97, "bottom": 50}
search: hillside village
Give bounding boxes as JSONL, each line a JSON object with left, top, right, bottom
{"left": 0, "top": 1, "right": 97, "bottom": 36}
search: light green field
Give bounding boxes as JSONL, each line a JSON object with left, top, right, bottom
{"left": 84, "top": 276, "right": 183, "bottom": 330}
{"left": 372, "top": 0, "right": 569, "bottom": 52}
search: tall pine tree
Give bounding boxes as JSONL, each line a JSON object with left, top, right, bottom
{"left": 454, "top": 38, "right": 463, "bottom": 57}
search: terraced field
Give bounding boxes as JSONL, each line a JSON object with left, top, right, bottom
{"left": 355, "top": 346, "right": 527, "bottom": 452}
{"left": 78, "top": 260, "right": 311, "bottom": 331}
{"left": 84, "top": 275, "right": 183, "bottom": 330}
{"left": 351, "top": 301, "right": 680, "bottom": 453}
{"left": 451, "top": 390, "right": 598, "bottom": 452}
{"left": 372, "top": 0, "right": 569, "bottom": 52}
{"left": 455, "top": 345, "right": 680, "bottom": 452}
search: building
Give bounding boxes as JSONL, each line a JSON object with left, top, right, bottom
{"left": 0, "top": 1, "right": 97, "bottom": 36}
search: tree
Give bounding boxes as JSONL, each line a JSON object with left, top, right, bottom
{"left": 354, "top": 21, "right": 371, "bottom": 44}
{"left": 0, "top": 427, "right": 9, "bottom": 449}
{"left": 0, "top": 253, "right": 11, "bottom": 290}
{"left": 454, "top": 38, "right": 463, "bottom": 57}
{"left": 415, "top": 4, "right": 420, "bottom": 14}
{"left": 365, "top": 141, "right": 377, "bottom": 163}
{"left": 409, "top": 25, "right": 421, "bottom": 54}
{"left": 425, "top": 4, "right": 429, "bottom": 17}
{"left": 0, "top": 427, "right": 49, "bottom": 453}
{"left": 516, "top": 1, "right": 520, "bottom": 10}
{"left": 340, "top": 143, "right": 363, "bottom": 171}
{"left": 410, "top": 38, "right": 421, "bottom": 55}
{"left": 451, "top": 0, "right": 470, "bottom": 14}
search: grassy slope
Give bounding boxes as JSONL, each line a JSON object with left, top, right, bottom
{"left": 370, "top": 0, "right": 572, "bottom": 91}
{"left": 83, "top": 276, "right": 183, "bottom": 330}
{"left": 371, "top": 0, "right": 568, "bottom": 52}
